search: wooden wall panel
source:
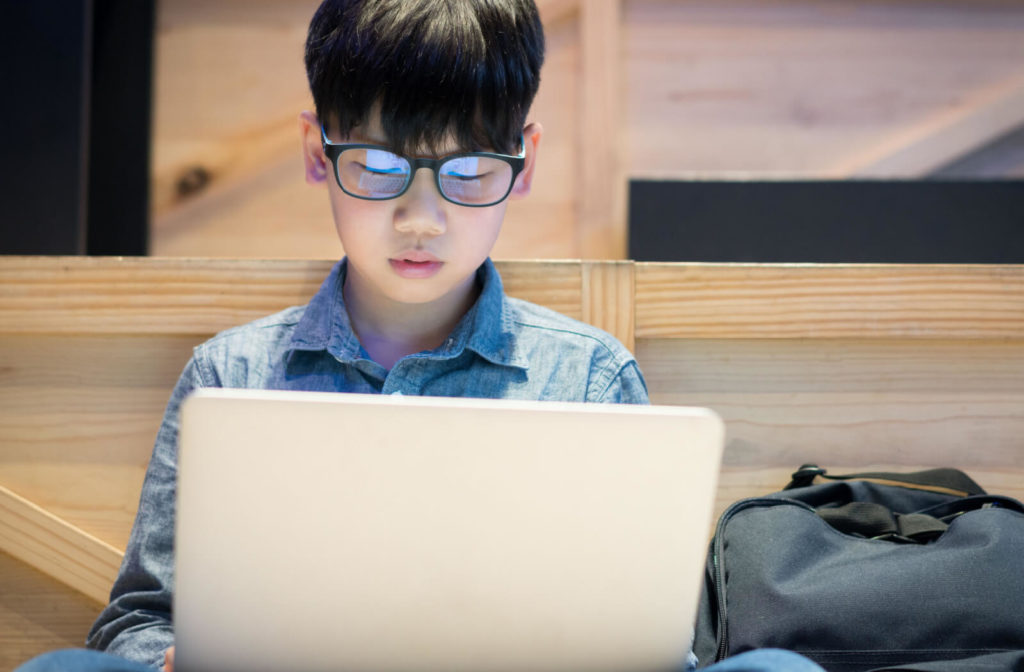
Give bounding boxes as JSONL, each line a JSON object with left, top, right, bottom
{"left": 637, "top": 337, "right": 1024, "bottom": 522}
{"left": 0, "top": 334, "right": 196, "bottom": 548}
{"left": 149, "top": 0, "right": 1024, "bottom": 259}
{"left": 3, "top": 256, "right": 1023, "bottom": 626}
{"left": 634, "top": 263, "right": 1024, "bottom": 339}
{"left": 625, "top": 0, "right": 1024, "bottom": 178}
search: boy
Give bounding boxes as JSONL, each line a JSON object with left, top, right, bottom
{"left": 18, "top": 1, "right": 822, "bottom": 670}
{"left": 49, "top": 0, "right": 643, "bottom": 669}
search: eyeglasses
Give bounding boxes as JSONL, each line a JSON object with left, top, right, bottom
{"left": 320, "top": 125, "right": 526, "bottom": 207}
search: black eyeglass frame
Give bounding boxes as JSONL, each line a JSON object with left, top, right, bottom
{"left": 320, "top": 125, "right": 527, "bottom": 208}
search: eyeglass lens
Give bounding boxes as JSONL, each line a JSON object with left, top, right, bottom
{"left": 334, "top": 148, "right": 514, "bottom": 205}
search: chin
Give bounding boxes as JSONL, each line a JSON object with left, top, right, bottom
{"left": 384, "top": 281, "right": 454, "bottom": 306}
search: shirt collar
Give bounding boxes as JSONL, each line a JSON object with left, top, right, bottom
{"left": 288, "top": 258, "right": 528, "bottom": 370}
{"left": 288, "top": 259, "right": 366, "bottom": 361}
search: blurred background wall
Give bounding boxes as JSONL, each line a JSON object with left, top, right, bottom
{"left": 3, "top": 0, "right": 1023, "bottom": 259}
{"left": 147, "top": 0, "right": 1024, "bottom": 260}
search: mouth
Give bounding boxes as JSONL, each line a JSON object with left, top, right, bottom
{"left": 389, "top": 251, "right": 443, "bottom": 278}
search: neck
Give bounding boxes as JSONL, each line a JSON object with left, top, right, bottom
{"left": 342, "top": 267, "right": 480, "bottom": 370}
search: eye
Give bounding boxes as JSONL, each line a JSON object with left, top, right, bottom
{"left": 442, "top": 170, "right": 489, "bottom": 181}
{"left": 360, "top": 149, "right": 409, "bottom": 175}
{"left": 440, "top": 156, "right": 487, "bottom": 180}
{"left": 359, "top": 163, "right": 406, "bottom": 175}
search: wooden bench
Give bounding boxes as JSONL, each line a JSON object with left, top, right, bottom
{"left": 2, "top": 256, "right": 1023, "bottom": 666}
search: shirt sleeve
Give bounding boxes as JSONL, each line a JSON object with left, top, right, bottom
{"left": 85, "top": 356, "right": 206, "bottom": 668}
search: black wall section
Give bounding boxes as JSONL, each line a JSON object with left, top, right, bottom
{"left": 87, "top": 0, "right": 155, "bottom": 255}
{"left": 0, "top": 0, "right": 154, "bottom": 255}
{"left": 629, "top": 180, "right": 1024, "bottom": 263}
{"left": 0, "top": 2, "right": 91, "bottom": 254}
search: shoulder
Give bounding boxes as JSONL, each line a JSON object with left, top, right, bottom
{"left": 503, "top": 297, "right": 649, "bottom": 404}
{"left": 505, "top": 297, "right": 630, "bottom": 360}
{"left": 189, "top": 305, "right": 308, "bottom": 387}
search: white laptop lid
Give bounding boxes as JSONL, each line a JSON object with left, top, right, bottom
{"left": 175, "top": 389, "right": 724, "bottom": 672}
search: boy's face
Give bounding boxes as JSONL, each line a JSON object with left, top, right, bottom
{"left": 300, "top": 110, "right": 542, "bottom": 309}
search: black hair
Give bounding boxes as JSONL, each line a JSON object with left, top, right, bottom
{"left": 305, "top": 0, "right": 544, "bottom": 156}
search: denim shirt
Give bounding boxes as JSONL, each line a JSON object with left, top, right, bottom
{"left": 86, "top": 258, "right": 649, "bottom": 667}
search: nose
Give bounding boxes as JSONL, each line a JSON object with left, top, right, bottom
{"left": 394, "top": 168, "right": 446, "bottom": 237}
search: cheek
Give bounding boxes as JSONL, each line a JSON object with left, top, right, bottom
{"left": 452, "top": 206, "right": 505, "bottom": 251}
{"left": 328, "top": 192, "right": 385, "bottom": 247}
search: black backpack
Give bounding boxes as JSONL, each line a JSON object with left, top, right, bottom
{"left": 693, "top": 465, "right": 1024, "bottom": 672}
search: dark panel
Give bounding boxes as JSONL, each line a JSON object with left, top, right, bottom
{"left": 629, "top": 180, "right": 1024, "bottom": 263}
{"left": 0, "top": 0, "right": 153, "bottom": 256}
{"left": 86, "top": 0, "right": 154, "bottom": 255}
{"left": 0, "top": 1, "right": 91, "bottom": 254}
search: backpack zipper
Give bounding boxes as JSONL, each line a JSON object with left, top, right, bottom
{"left": 711, "top": 497, "right": 814, "bottom": 662}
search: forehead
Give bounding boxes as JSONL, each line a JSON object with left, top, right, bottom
{"left": 339, "top": 107, "right": 482, "bottom": 157}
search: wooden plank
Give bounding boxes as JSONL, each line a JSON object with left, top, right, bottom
{"left": 0, "top": 258, "right": 587, "bottom": 335}
{"left": 494, "top": 260, "right": 584, "bottom": 320}
{"left": 639, "top": 338, "right": 1024, "bottom": 465}
{"left": 578, "top": 0, "right": 626, "bottom": 258}
{"left": 649, "top": 389, "right": 1024, "bottom": 467}
{"left": 0, "top": 257, "right": 333, "bottom": 335}
{"left": 582, "top": 260, "right": 635, "bottom": 352}
{"left": 635, "top": 263, "right": 1024, "bottom": 339}
{"left": 637, "top": 338, "right": 1024, "bottom": 394}
{"left": 637, "top": 336, "right": 1024, "bottom": 519}
{"left": 0, "top": 486, "right": 124, "bottom": 604}
{"left": 0, "top": 333, "right": 193, "bottom": 549}
{"left": 0, "top": 464, "right": 145, "bottom": 554}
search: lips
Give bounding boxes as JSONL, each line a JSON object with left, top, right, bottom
{"left": 389, "top": 251, "right": 443, "bottom": 279}
{"left": 394, "top": 250, "right": 440, "bottom": 264}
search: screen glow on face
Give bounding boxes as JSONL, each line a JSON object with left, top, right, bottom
{"left": 364, "top": 149, "right": 408, "bottom": 174}
{"left": 322, "top": 126, "right": 525, "bottom": 206}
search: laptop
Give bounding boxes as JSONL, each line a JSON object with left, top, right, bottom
{"left": 174, "top": 389, "right": 724, "bottom": 672}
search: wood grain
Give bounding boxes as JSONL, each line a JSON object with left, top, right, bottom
{"left": 625, "top": 0, "right": 1024, "bottom": 179}
{"left": 582, "top": 260, "right": 635, "bottom": 352}
{"left": 4, "top": 255, "right": 1024, "bottom": 619}
{"left": 637, "top": 335, "right": 1024, "bottom": 521}
{"left": 635, "top": 263, "right": 1024, "bottom": 339}
{"left": 579, "top": 0, "right": 626, "bottom": 258}
{"left": 0, "top": 486, "right": 124, "bottom": 605}
{"left": 840, "top": 70, "right": 1024, "bottom": 177}
{"left": 146, "top": 0, "right": 1024, "bottom": 260}
{"left": 0, "top": 258, "right": 586, "bottom": 335}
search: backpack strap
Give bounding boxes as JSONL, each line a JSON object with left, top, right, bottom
{"left": 895, "top": 512, "right": 950, "bottom": 542}
{"left": 816, "top": 502, "right": 950, "bottom": 543}
{"left": 786, "top": 464, "right": 986, "bottom": 497}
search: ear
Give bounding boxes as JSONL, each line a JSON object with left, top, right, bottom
{"left": 509, "top": 121, "right": 543, "bottom": 199}
{"left": 299, "top": 110, "right": 329, "bottom": 185}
